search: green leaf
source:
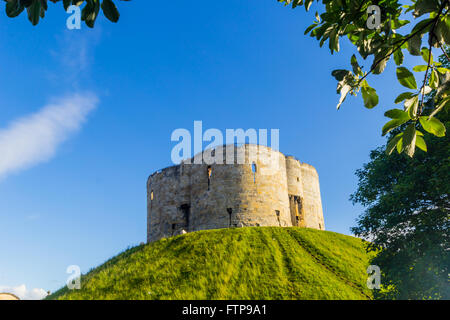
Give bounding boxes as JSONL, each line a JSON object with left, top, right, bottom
{"left": 6, "top": 0, "right": 24, "bottom": 18}
{"left": 429, "top": 69, "right": 439, "bottom": 89}
{"left": 331, "top": 69, "right": 351, "bottom": 81}
{"left": 402, "top": 123, "right": 417, "bottom": 157}
{"left": 304, "top": 23, "right": 317, "bottom": 35}
{"left": 101, "top": 0, "right": 120, "bottom": 23}
{"left": 82, "top": 0, "right": 100, "bottom": 28}
{"left": 436, "top": 72, "right": 450, "bottom": 99}
{"left": 411, "top": 18, "right": 433, "bottom": 34}
{"left": 440, "top": 16, "right": 450, "bottom": 44}
{"left": 63, "top": 0, "right": 71, "bottom": 11}
{"left": 391, "top": 19, "right": 409, "bottom": 30}
{"left": 382, "top": 118, "right": 409, "bottom": 136}
{"left": 420, "top": 47, "right": 433, "bottom": 64}
{"left": 407, "top": 34, "right": 422, "bottom": 56}
{"left": 434, "top": 17, "right": 450, "bottom": 46}
{"left": 396, "top": 135, "right": 404, "bottom": 153}
{"left": 393, "top": 49, "right": 404, "bottom": 66}
{"left": 329, "top": 28, "right": 339, "bottom": 53}
{"left": 395, "top": 92, "right": 414, "bottom": 104}
{"left": 351, "top": 54, "right": 362, "bottom": 76}
{"left": 396, "top": 67, "right": 417, "bottom": 89}
{"left": 26, "top": 0, "right": 41, "bottom": 26}
{"left": 372, "top": 51, "right": 389, "bottom": 75}
{"left": 404, "top": 95, "right": 419, "bottom": 118}
{"left": 419, "top": 116, "right": 446, "bottom": 137}
{"left": 386, "top": 133, "right": 403, "bottom": 155}
{"left": 412, "top": 65, "right": 428, "bottom": 72}
{"left": 413, "top": 0, "right": 439, "bottom": 18}
{"left": 428, "top": 97, "right": 450, "bottom": 119}
{"left": 420, "top": 86, "right": 432, "bottom": 95}
{"left": 336, "top": 83, "right": 351, "bottom": 110}
{"left": 361, "top": 86, "right": 378, "bottom": 109}
{"left": 437, "top": 67, "right": 450, "bottom": 74}
{"left": 415, "top": 135, "right": 427, "bottom": 152}
{"left": 385, "top": 109, "right": 410, "bottom": 120}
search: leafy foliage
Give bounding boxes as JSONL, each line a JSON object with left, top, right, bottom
{"left": 278, "top": 0, "right": 450, "bottom": 157}
{"left": 47, "top": 227, "right": 374, "bottom": 300}
{"left": 3, "top": 0, "right": 130, "bottom": 27}
{"left": 351, "top": 92, "right": 450, "bottom": 299}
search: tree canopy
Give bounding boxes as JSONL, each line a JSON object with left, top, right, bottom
{"left": 279, "top": 0, "right": 449, "bottom": 157}
{"left": 351, "top": 51, "right": 449, "bottom": 299}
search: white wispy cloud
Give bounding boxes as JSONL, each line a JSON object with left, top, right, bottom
{"left": 0, "top": 284, "right": 48, "bottom": 300}
{"left": 0, "top": 93, "right": 99, "bottom": 179}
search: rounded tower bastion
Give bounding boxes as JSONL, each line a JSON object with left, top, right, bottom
{"left": 147, "top": 144, "right": 324, "bottom": 242}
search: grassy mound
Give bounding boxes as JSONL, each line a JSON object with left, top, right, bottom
{"left": 48, "top": 227, "right": 374, "bottom": 300}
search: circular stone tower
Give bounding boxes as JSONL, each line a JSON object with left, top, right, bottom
{"left": 147, "top": 144, "right": 324, "bottom": 242}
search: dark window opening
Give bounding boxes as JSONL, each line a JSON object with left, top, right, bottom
{"left": 207, "top": 166, "right": 212, "bottom": 190}
{"left": 180, "top": 204, "right": 190, "bottom": 228}
{"left": 319, "top": 223, "right": 321, "bottom": 230}
{"left": 275, "top": 210, "right": 281, "bottom": 227}
{"left": 171, "top": 223, "right": 176, "bottom": 234}
{"left": 297, "top": 177, "right": 300, "bottom": 182}
{"left": 227, "top": 208, "right": 232, "bottom": 227}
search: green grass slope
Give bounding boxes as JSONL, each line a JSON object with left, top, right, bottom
{"left": 48, "top": 227, "right": 374, "bottom": 300}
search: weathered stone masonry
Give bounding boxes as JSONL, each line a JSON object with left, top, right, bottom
{"left": 147, "top": 144, "right": 325, "bottom": 242}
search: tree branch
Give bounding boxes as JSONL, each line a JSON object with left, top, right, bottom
{"left": 357, "top": 0, "right": 449, "bottom": 86}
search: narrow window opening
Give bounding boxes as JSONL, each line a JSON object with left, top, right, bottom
{"left": 275, "top": 210, "right": 281, "bottom": 227}
{"left": 207, "top": 165, "right": 212, "bottom": 190}
{"left": 227, "top": 208, "right": 232, "bottom": 227}
{"left": 297, "top": 177, "right": 299, "bottom": 182}
{"left": 251, "top": 162, "right": 257, "bottom": 183}
{"left": 180, "top": 204, "right": 190, "bottom": 229}
{"left": 319, "top": 223, "right": 322, "bottom": 230}
{"left": 150, "top": 191, "right": 154, "bottom": 210}
{"left": 171, "top": 223, "right": 176, "bottom": 234}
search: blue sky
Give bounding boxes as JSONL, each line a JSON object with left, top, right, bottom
{"left": 0, "top": 1, "right": 425, "bottom": 297}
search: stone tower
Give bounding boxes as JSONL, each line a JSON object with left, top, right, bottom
{"left": 147, "top": 144, "right": 324, "bottom": 242}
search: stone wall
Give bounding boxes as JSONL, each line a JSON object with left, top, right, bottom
{"left": 147, "top": 144, "right": 324, "bottom": 242}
